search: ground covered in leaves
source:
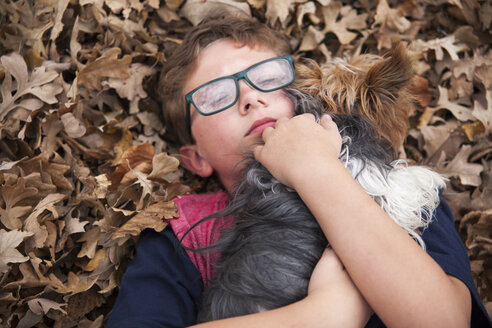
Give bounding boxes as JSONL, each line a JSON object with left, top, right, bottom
{"left": 0, "top": 0, "right": 491, "bottom": 326}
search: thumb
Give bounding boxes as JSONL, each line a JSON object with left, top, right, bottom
{"left": 253, "top": 144, "right": 263, "bottom": 162}
{"left": 320, "top": 113, "right": 333, "bottom": 128}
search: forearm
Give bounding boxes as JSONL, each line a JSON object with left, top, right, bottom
{"left": 190, "top": 287, "right": 369, "bottom": 328}
{"left": 292, "top": 160, "right": 470, "bottom": 327}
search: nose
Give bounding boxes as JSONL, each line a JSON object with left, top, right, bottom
{"left": 237, "top": 80, "right": 268, "bottom": 115}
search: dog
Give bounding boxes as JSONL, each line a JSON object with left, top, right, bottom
{"left": 186, "top": 46, "right": 446, "bottom": 322}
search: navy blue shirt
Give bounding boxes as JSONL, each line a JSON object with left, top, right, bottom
{"left": 107, "top": 199, "right": 491, "bottom": 327}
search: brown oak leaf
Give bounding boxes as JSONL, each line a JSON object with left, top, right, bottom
{"left": 0, "top": 178, "right": 38, "bottom": 230}
{"left": 321, "top": 2, "right": 368, "bottom": 45}
{"left": 437, "top": 145, "right": 483, "bottom": 187}
{"left": 77, "top": 48, "right": 131, "bottom": 90}
{"left": 0, "top": 229, "right": 33, "bottom": 273}
{"left": 111, "top": 201, "right": 178, "bottom": 240}
{"left": 0, "top": 52, "right": 61, "bottom": 121}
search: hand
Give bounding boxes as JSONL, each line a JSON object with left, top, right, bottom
{"left": 253, "top": 114, "right": 342, "bottom": 189}
{"left": 307, "top": 249, "right": 372, "bottom": 327}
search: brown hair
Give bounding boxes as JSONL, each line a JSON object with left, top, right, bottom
{"left": 159, "top": 15, "right": 291, "bottom": 146}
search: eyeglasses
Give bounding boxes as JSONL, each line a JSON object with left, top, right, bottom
{"left": 185, "top": 56, "right": 295, "bottom": 134}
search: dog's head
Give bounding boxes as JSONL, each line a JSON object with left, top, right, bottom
{"left": 293, "top": 43, "right": 415, "bottom": 155}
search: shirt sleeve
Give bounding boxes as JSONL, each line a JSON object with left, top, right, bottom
{"left": 422, "top": 198, "right": 492, "bottom": 327}
{"left": 107, "top": 227, "right": 203, "bottom": 328}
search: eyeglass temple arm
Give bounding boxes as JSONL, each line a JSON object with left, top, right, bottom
{"left": 186, "top": 101, "right": 192, "bottom": 137}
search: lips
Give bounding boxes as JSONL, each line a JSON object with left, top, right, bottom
{"left": 245, "top": 118, "right": 276, "bottom": 136}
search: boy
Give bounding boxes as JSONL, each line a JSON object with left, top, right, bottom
{"left": 108, "top": 15, "right": 490, "bottom": 327}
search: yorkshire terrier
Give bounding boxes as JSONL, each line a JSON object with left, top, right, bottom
{"left": 293, "top": 42, "right": 416, "bottom": 155}
{"left": 188, "top": 45, "right": 445, "bottom": 322}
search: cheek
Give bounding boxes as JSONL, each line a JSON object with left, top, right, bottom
{"left": 193, "top": 115, "right": 234, "bottom": 147}
{"left": 274, "top": 91, "right": 295, "bottom": 116}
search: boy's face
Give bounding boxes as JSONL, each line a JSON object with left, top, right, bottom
{"left": 180, "top": 39, "right": 295, "bottom": 192}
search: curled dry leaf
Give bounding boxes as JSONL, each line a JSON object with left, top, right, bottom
{"left": 180, "top": 0, "right": 252, "bottom": 26}
{"left": 147, "top": 152, "right": 180, "bottom": 182}
{"left": 0, "top": 52, "right": 61, "bottom": 121}
{"left": 112, "top": 200, "right": 178, "bottom": 239}
{"left": 373, "top": 0, "right": 411, "bottom": 33}
{"left": 0, "top": 229, "right": 34, "bottom": 273}
{"left": 104, "top": 63, "right": 156, "bottom": 101}
{"left": 61, "top": 112, "right": 87, "bottom": 138}
{"left": 437, "top": 145, "right": 483, "bottom": 187}
{"left": 27, "top": 298, "right": 67, "bottom": 315}
{"left": 77, "top": 48, "right": 132, "bottom": 90}
{"left": 410, "top": 32, "right": 469, "bottom": 61}
{"left": 434, "top": 86, "right": 476, "bottom": 122}
{"left": 265, "top": 0, "right": 306, "bottom": 28}
{"left": 321, "top": 2, "right": 367, "bottom": 45}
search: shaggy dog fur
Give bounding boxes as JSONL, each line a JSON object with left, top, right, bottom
{"left": 293, "top": 43, "right": 416, "bottom": 155}
{"left": 184, "top": 45, "right": 446, "bottom": 322}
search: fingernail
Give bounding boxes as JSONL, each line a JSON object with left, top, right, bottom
{"left": 321, "top": 113, "right": 332, "bottom": 121}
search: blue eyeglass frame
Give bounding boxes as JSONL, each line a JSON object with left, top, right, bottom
{"left": 184, "top": 55, "right": 295, "bottom": 135}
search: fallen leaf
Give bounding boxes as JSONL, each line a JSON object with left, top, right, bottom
{"left": 111, "top": 201, "right": 178, "bottom": 239}
{"left": 321, "top": 2, "right": 368, "bottom": 45}
{"left": 437, "top": 145, "right": 483, "bottom": 186}
{"left": 472, "top": 95, "right": 492, "bottom": 133}
{"left": 265, "top": 0, "right": 306, "bottom": 28}
{"left": 50, "top": 271, "right": 99, "bottom": 295}
{"left": 0, "top": 178, "right": 38, "bottom": 230}
{"left": 147, "top": 152, "right": 180, "bottom": 183}
{"left": 61, "top": 112, "right": 87, "bottom": 138}
{"left": 66, "top": 289, "right": 105, "bottom": 320}
{"left": 104, "top": 63, "right": 156, "bottom": 101}
{"left": 449, "top": 74, "right": 473, "bottom": 100}
{"left": 108, "top": 143, "right": 155, "bottom": 191}
{"left": 77, "top": 227, "right": 101, "bottom": 259}
{"left": 0, "top": 52, "right": 61, "bottom": 121}
{"left": 0, "top": 229, "right": 33, "bottom": 273}
{"left": 410, "top": 31, "right": 469, "bottom": 61}
{"left": 419, "top": 120, "right": 459, "bottom": 158}
{"left": 24, "top": 193, "right": 66, "bottom": 249}
{"left": 49, "top": 0, "right": 70, "bottom": 41}
{"left": 475, "top": 64, "right": 492, "bottom": 89}
{"left": 165, "top": 0, "right": 185, "bottom": 11}
{"left": 296, "top": 1, "right": 316, "bottom": 26}
{"left": 78, "top": 48, "right": 131, "bottom": 90}
{"left": 84, "top": 249, "right": 107, "bottom": 271}
{"left": 298, "top": 25, "right": 326, "bottom": 52}
{"left": 180, "top": 0, "right": 252, "bottom": 26}
{"left": 433, "top": 86, "right": 475, "bottom": 122}
{"left": 373, "top": 0, "right": 411, "bottom": 33}
{"left": 27, "top": 298, "right": 67, "bottom": 315}
{"left": 462, "top": 121, "right": 486, "bottom": 141}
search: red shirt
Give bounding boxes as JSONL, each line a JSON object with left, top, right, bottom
{"left": 170, "top": 192, "right": 230, "bottom": 285}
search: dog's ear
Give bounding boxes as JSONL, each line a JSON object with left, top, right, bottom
{"left": 358, "top": 42, "right": 416, "bottom": 153}
{"left": 360, "top": 42, "right": 414, "bottom": 111}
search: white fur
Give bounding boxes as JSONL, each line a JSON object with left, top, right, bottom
{"left": 340, "top": 146, "right": 447, "bottom": 249}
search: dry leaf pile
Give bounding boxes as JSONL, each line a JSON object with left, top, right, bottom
{"left": 0, "top": 0, "right": 491, "bottom": 326}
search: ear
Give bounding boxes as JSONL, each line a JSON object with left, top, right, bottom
{"left": 179, "top": 144, "right": 214, "bottom": 177}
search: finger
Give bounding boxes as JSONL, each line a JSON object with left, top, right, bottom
{"left": 253, "top": 144, "right": 263, "bottom": 160}
{"left": 321, "top": 248, "right": 344, "bottom": 269}
{"left": 261, "top": 126, "right": 274, "bottom": 140}
{"left": 299, "top": 113, "right": 316, "bottom": 121}
{"left": 274, "top": 117, "right": 289, "bottom": 128}
{"left": 320, "top": 113, "right": 337, "bottom": 129}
